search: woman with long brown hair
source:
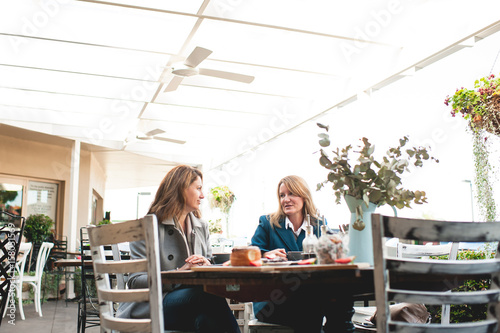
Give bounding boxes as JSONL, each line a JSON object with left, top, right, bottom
{"left": 118, "top": 165, "right": 240, "bottom": 333}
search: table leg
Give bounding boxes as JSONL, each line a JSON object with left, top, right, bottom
{"left": 323, "top": 299, "right": 355, "bottom": 333}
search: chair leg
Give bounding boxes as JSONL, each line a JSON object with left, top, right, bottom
{"left": 37, "top": 285, "right": 43, "bottom": 317}
{"left": 2, "top": 290, "right": 11, "bottom": 318}
{"left": 82, "top": 311, "right": 86, "bottom": 333}
{"left": 17, "top": 281, "right": 25, "bottom": 320}
{"left": 77, "top": 301, "right": 83, "bottom": 333}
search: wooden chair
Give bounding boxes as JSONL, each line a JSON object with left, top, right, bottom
{"left": 372, "top": 214, "right": 500, "bottom": 332}
{"left": 227, "top": 299, "right": 252, "bottom": 333}
{"left": 88, "top": 214, "right": 164, "bottom": 333}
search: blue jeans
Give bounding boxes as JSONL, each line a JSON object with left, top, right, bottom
{"left": 163, "top": 286, "right": 240, "bottom": 333}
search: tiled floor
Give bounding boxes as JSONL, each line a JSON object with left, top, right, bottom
{"left": 2, "top": 299, "right": 100, "bottom": 333}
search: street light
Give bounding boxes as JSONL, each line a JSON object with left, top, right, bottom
{"left": 462, "top": 180, "right": 474, "bottom": 222}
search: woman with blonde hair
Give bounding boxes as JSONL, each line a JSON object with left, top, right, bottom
{"left": 118, "top": 165, "right": 240, "bottom": 333}
{"left": 251, "top": 175, "right": 323, "bottom": 258}
{"left": 250, "top": 175, "right": 329, "bottom": 332}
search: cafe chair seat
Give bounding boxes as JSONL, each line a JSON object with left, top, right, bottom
{"left": 372, "top": 214, "right": 500, "bottom": 333}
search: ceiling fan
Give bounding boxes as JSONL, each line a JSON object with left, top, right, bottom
{"left": 163, "top": 46, "right": 255, "bottom": 92}
{"left": 136, "top": 129, "right": 186, "bottom": 144}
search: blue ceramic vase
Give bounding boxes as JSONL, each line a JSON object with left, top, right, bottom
{"left": 345, "top": 195, "right": 377, "bottom": 266}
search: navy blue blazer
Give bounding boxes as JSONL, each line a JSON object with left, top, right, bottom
{"left": 250, "top": 215, "right": 324, "bottom": 253}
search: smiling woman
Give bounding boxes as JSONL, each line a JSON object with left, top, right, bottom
{"left": 117, "top": 165, "right": 241, "bottom": 332}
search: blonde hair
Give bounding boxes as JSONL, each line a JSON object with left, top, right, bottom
{"left": 148, "top": 165, "right": 203, "bottom": 223}
{"left": 269, "top": 175, "right": 317, "bottom": 228}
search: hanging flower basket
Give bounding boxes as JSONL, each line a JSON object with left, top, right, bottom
{"left": 474, "top": 95, "right": 500, "bottom": 135}
{"left": 445, "top": 73, "right": 500, "bottom": 136}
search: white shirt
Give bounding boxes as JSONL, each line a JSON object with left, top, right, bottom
{"left": 285, "top": 217, "right": 307, "bottom": 238}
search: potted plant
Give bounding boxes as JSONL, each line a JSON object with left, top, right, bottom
{"left": 444, "top": 74, "right": 498, "bottom": 222}
{"left": 24, "top": 214, "right": 54, "bottom": 244}
{"left": 208, "top": 186, "right": 236, "bottom": 237}
{"left": 444, "top": 73, "right": 500, "bottom": 135}
{"left": 316, "top": 123, "right": 438, "bottom": 264}
{"left": 24, "top": 213, "right": 54, "bottom": 271}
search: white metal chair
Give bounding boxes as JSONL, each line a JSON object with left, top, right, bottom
{"left": 23, "top": 242, "right": 53, "bottom": 317}
{"left": 396, "top": 241, "right": 459, "bottom": 325}
{"left": 353, "top": 241, "right": 459, "bottom": 331}
{"left": 87, "top": 214, "right": 164, "bottom": 333}
{"left": 2, "top": 242, "right": 32, "bottom": 320}
{"left": 372, "top": 214, "right": 500, "bottom": 332}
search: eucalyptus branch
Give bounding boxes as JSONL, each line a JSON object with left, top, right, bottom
{"left": 316, "top": 123, "right": 438, "bottom": 210}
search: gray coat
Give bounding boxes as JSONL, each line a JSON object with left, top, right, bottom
{"left": 117, "top": 213, "right": 212, "bottom": 319}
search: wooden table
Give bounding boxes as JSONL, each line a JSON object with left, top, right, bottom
{"left": 54, "top": 258, "right": 92, "bottom": 267}
{"left": 162, "top": 263, "right": 373, "bottom": 332}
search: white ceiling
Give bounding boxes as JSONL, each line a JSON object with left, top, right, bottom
{"left": 2, "top": 0, "right": 500, "bottom": 188}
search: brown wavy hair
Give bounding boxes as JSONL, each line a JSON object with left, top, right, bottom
{"left": 269, "top": 175, "right": 317, "bottom": 228}
{"left": 148, "top": 165, "right": 203, "bottom": 223}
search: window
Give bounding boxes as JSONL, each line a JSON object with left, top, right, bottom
{"left": 0, "top": 182, "right": 23, "bottom": 224}
{"left": 0, "top": 175, "right": 61, "bottom": 232}
{"left": 26, "top": 181, "right": 59, "bottom": 223}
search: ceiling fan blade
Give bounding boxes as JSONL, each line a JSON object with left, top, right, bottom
{"left": 198, "top": 68, "right": 254, "bottom": 83}
{"left": 164, "top": 75, "right": 183, "bottom": 92}
{"left": 136, "top": 135, "right": 152, "bottom": 141}
{"left": 154, "top": 137, "right": 186, "bottom": 144}
{"left": 184, "top": 47, "right": 212, "bottom": 68}
{"left": 145, "top": 128, "right": 165, "bottom": 137}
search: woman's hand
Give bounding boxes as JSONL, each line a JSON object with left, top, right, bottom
{"left": 263, "top": 248, "right": 287, "bottom": 259}
{"left": 177, "top": 255, "right": 211, "bottom": 271}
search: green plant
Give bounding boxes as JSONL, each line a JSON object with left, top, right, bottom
{"left": 444, "top": 73, "right": 500, "bottom": 134}
{"left": 444, "top": 75, "right": 498, "bottom": 222}
{"left": 208, "top": 186, "right": 236, "bottom": 236}
{"left": 97, "top": 219, "right": 111, "bottom": 226}
{"left": 24, "top": 214, "right": 54, "bottom": 244}
{"left": 316, "top": 123, "right": 438, "bottom": 226}
{"left": 208, "top": 186, "right": 236, "bottom": 214}
{"left": 208, "top": 219, "right": 223, "bottom": 234}
{"left": 427, "top": 249, "right": 494, "bottom": 323}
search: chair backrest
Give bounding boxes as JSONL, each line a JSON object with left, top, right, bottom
{"left": 34, "top": 242, "right": 54, "bottom": 281}
{"left": 17, "top": 242, "right": 32, "bottom": 276}
{"left": 47, "top": 233, "right": 67, "bottom": 270}
{"left": 372, "top": 214, "right": 500, "bottom": 333}
{"left": 81, "top": 226, "right": 128, "bottom": 292}
{"left": 88, "top": 214, "right": 163, "bottom": 333}
{"left": 0, "top": 211, "right": 26, "bottom": 326}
